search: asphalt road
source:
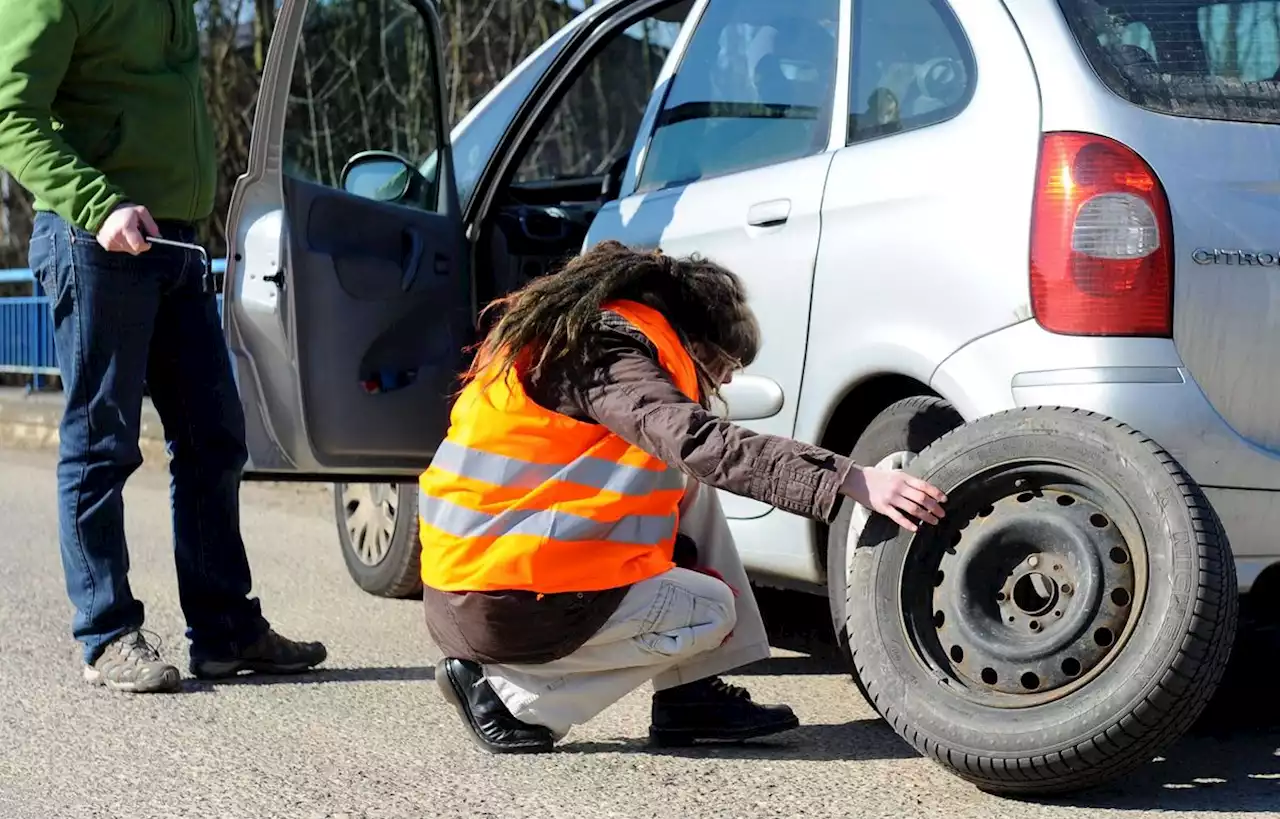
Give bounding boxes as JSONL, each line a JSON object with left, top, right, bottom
{"left": 1, "top": 447, "right": 1278, "bottom": 819}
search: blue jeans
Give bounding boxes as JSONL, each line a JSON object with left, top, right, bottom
{"left": 28, "top": 211, "right": 268, "bottom": 664}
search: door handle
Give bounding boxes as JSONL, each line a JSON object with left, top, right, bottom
{"left": 746, "top": 199, "right": 791, "bottom": 228}
{"left": 401, "top": 226, "right": 425, "bottom": 291}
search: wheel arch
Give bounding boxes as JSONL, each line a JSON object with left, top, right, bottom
{"left": 811, "top": 373, "right": 943, "bottom": 577}
{"left": 1243, "top": 560, "right": 1280, "bottom": 624}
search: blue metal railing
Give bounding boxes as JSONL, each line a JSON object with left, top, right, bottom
{"left": 0, "top": 258, "right": 227, "bottom": 387}
{"left": 0, "top": 268, "right": 49, "bottom": 387}
{"left": 0, "top": 295, "right": 57, "bottom": 377}
{"left": 0, "top": 267, "right": 35, "bottom": 285}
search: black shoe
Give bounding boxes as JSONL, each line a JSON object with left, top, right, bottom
{"left": 189, "top": 629, "right": 327, "bottom": 680}
{"left": 436, "top": 658, "right": 555, "bottom": 754}
{"left": 650, "top": 677, "right": 799, "bottom": 746}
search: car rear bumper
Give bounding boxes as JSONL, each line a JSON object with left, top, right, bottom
{"left": 933, "top": 320, "right": 1280, "bottom": 587}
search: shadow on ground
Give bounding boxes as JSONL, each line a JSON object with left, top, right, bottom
{"left": 185, "top": 665, "right": 435, "bottom": 690}
{"left": 562, "top": 718, "right": 915, "bottom": 762}
{"left": 741, "top": 587, "right": 1280, "bottom": 812}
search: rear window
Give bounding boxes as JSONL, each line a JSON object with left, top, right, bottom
{"left": 1058, "top": 0, "right": 1280, "bottom": 124}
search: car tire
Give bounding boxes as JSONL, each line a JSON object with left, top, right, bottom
{"left": 334, "top": 482, "right": 423, "bottom": 599}
{"left": 845, "top": 407, "right": 1238, "bottom": 795}
{"left": 827, "top": 397, "right": 963, "bottom": 705}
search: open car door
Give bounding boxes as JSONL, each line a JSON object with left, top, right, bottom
{"left": 223, "top": 0, "right": 471, "bottom": 480}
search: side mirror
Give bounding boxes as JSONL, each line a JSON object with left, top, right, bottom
{"left": 340, "top": 151, "right": 417, "bottom": 203}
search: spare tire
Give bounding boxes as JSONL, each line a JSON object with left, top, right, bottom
{"left": 845, "top": 407, "right": 1237, "bottom": 795}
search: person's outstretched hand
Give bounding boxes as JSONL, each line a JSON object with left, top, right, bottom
{"left": 97, "top": 203, "right": 160, "bottom": 255}
{"left": 842, "top": 465, "right": 947, "bottom": 532}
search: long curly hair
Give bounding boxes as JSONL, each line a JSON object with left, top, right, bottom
{"left": 466, "top": 240, "right": 760, "bottom": 402}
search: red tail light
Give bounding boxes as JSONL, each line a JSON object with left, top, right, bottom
{"left": 1030, "top": 132, "right": 1173, "bottom": 336}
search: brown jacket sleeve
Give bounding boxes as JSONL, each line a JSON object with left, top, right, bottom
{"left": 529, "top": 317, "right": 855, "bottom": 523}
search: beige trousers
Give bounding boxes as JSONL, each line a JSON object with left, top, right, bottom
{"left": 483, "top": 480, "right": 772, "bottom": 738}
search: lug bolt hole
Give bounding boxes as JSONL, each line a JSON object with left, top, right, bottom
{"left": 981, "top": 668, "right": 998, "bottom": 685}
{"left": 1029, "top": 620, "right": 1041, "bottom": 631}
{"left": 950, "top": 645, "right": 964, "bottom": 663}
{"left": 1094, "top": 627, "right": 1115, "bottom": 647}
{"left": 1062, "top": 657, "right": 1082, "bottom": 677}
{"left": 934, "top": 611, "right": 945, "bottom": 629}
{"left": 1056, "top": 495, "right": 1075, "bottom": 506}
{"left": 1111, "top": 588, "right": 1131, "bottom": 607}
{"left": 1020, "top": 672, "right": 1041, "bottom": 690}
{"left": 1091, "top": 513, "right": 1110, "bottom": 528}
{"left": 1062, "top": 583, "right": 1073, "bottom": 595}
{"left": 1110, "top": 547, "right": 1129, "bottom": 565}
{"left": 996, "top": 591, "right": 1007, "bottom": 602}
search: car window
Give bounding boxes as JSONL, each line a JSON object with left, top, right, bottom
{"left": 432, "top": 18, "right": 587, "bottom": 208}
{"left": 281, "top": 0, "right": 444, "bottom": 209}
{"left": 847, "top": 0, "right": 974, "bottom": 144}
{"left": 1058, "top": 0, "right": 1280, "bottom": 124}
{"left": 510, "top": 7, "right": 691, "bottom": 185}
{"left": 635, "top": 0, "right": 841, "bottom": 193}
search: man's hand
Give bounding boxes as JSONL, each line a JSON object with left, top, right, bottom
{"left": 842, "top": 465, "right": 947, "bottom": 532}
{"left": 97, "top": 204, "right": 160, "bottom": 254}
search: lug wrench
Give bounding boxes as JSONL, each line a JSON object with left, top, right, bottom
{"left": 145, "top": 236, "right": 221, "bottom": 295}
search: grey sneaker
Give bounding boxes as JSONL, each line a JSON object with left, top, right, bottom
{"left": 83, "top": 631, "right": 182, "bottom": 693}
{"left": 189, "top": 629, "right": 327, "bottom": 680}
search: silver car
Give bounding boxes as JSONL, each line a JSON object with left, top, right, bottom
{"left": 223, "top": 0, "right": 1275, "bottom": 796}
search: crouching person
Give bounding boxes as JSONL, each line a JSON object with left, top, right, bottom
{"left": 419, "top": 241, "right": 947, "bottom": 753}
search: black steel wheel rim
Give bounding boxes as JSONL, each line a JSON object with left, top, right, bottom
{"left": 900, "top": 460, "right": 1148, "bottom": 708}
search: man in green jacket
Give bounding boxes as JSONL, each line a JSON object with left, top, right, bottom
{"left": 0, "top": 0, "right": 327, "bottom": 692}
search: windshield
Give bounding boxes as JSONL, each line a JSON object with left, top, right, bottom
{"left": 419, "top": 15, "right": 585, "bottom": 208}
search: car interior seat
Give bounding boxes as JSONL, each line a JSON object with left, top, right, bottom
{"left": 903, "top": 56, "right": 968, "bottom": 118}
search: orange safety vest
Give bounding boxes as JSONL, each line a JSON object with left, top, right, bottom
{"left": 418, "top": 299, "right": 701, "bottom": 594}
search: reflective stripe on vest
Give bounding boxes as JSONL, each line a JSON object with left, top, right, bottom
{"left": 418, "top": 299, "right": 700, "bottom": 594}
{"left": 430, "top": 440, "right": 686, "bottom": 496}
{"left": 419, "top": 493, "right": 677, "bottom": 546}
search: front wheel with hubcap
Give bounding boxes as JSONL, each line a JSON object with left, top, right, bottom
{"left": 846, "top": 407, "right": 1237, "bottom": 795}
{"left": 335, "top": 482, "right": 423, "bottom": 598}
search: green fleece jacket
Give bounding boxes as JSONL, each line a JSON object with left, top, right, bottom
{"left": 0, "top": 0, "right": 216, "bottom": 233}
